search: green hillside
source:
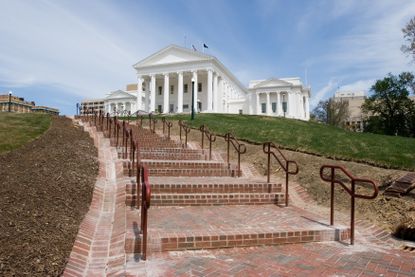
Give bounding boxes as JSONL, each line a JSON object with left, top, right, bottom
{"left": 0, "top": 113, "right": 52, "bottom": 154}
{"left": 161, "top": 113, "right": 415, "bottom": 170}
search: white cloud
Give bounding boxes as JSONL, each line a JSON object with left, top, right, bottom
{"left": 0, "top": 0, "right": 179, "bottom": 99}
{"left": 310, "top": 79, "right": 338, "bottom": 107}
{"left": 338, "top": 79, "right": 375, "bottom": 94}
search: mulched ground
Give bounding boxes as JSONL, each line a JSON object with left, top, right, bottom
{"left": 0, "top": 116, "right": 98, "bottom": 276}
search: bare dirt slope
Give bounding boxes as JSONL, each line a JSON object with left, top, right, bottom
{"left": 0, "top": 117, "right": 98, "bottom": 276}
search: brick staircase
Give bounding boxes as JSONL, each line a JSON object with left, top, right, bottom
{"left": 121, "top": 123, "right": 350, "bottom": 256}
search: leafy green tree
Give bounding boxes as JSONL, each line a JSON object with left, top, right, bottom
{"left": 402, "top": 16, "right": 415, "bottom": 62}
{"left": 362, "top": 72, "right": 415, "bottom": 136}
{"left": 312, "top": 99, "right": 349, "bottom": 127}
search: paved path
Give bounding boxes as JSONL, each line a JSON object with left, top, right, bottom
{"left": 64, "top": 121, "right": 415, "bottom": 277}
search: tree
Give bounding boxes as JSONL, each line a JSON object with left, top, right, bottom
{"left": 362, "top": 72, "right": 415, "bottom": 136}
{"left": 402, "top": 16, "right": 415, "bottom": 62}
{"left": 312, "top": 98, "right": 349, "bottom": 127}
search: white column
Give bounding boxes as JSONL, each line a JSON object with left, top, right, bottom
{"left": 266, "top": 92, "right": 271, "bottom": 115}
{"left": 163, "top": 73, "right": 169, "bottom": 113}
{"left": 137, "top": 75, "right": 143, "bottom": 112}
{"left": 256, "top": 92, "right": 261, "bottom": 114}
{"left": 150, "top": 74, "right": 156, "bottom": 113}
{"left": 217, "top": 77, "right": 223, "bottom": 113}
{"left": 192, "top": 71, "right": 198, "bottom": 113}
{"left": 144, "top": 79, "right": 149, "bottom": 112}
{"left": 277, "top": 92, "right": 282, "bottom": 116}
{"left": 305, "top": 95, "right": 310, "bottom": 120}
{"left": 213, "top": 73, "right": 218, "bottom": 112}
{"left": 207, "top": 69, "right": 213, "bottom": 112}
{"left": 177, "top": 71, "right": 183, "bottom": 113}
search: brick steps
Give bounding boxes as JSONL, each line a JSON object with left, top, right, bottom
{"left": 125, "top": 205, "right": 350, "bottom": 254}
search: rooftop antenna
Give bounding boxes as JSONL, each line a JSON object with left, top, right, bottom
{"left": 184, "top": 34, "right": 187, "bottom": 48}
{"left": 305, "top": 67, "right": 308, "bottom": 86}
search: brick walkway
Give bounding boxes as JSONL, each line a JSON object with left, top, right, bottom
{"left": 63, "top": 120, "right": 415, "bottom": 277}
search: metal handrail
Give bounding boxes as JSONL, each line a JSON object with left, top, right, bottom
{"left": 263, "top": 142, "right": 299, "bottom": 207}
{"left": 179, "top": 120, "right": 191, "bottom": 148}
{"left": 161, "top": 117, "right": 173, "bottom": 139}
{"left": 199, "top": 125, "right": 216, "bottom": 160}
{"left": 138, "top": 165, "right": 151, "bottom": 260}
{"left": 320, "top": 165, "right": 378, "bottom": 245}
{"left": 224, "top": 133, "right": 246, "bottom": 177}
{"left": 148, "top": 113, "right": 157, "bottom": 133}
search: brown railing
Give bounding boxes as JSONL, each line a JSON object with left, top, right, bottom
{"left": 320, "top": 165, "right": 378, "bottom": 245}
{"left": 263, "top": 142, "right": 299, "bottom": 207}
{"left": 179, "top": 120, "right": 191, "bottom": 148}
{"left": 199, "top": 125, "right": 216, "bottom": 160}
{"left": 161, "top": 117, "right": 173, "bottom": 139}
{"left": 224, "top": 133, "right": 246, "bottom": 177}
{"left": 137, "top": 165, "right": 151, "bottom": 260}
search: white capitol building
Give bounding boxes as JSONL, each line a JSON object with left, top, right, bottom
{"left": 82, "top": 45, "right": 311, "bottom": 120}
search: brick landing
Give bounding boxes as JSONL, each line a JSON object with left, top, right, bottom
{"left": 125, "top": 205, "right": 349, "bottom": 254}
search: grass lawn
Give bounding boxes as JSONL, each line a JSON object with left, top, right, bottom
{"left": 156, "top": 113, "right": 415, "bottom": 170}
{"left": 0, "top": 113, "right": 52, "bottom": 154}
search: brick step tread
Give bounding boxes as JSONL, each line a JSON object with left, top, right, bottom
{"left": 126, "top": 182, "right": 282, "bottom": 194}
{"left": 145, "top": 168, "right": 234, "bottom": 177}
{"left": 147, "top": 176, "right": 275, "bottom": 185}
{"left": 140, "top": 153, "right": 207, "bottom": 160}
{"left": 123, "top": 168, "right": 235, "bottom": 177}
{"left": 125, "top": 205, "right": 349, "bottom": 253}
{"left": 138, "top": 148, "right": 204, "bottom": 153}
{"left": 140, "top": 159, "right": 226, "bottom": 168}
{"left": 126, "top": 192, "right": 285, "bottom": 206}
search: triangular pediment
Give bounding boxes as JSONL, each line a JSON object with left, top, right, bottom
{"left": 133, "top": 45, "right": 211, "bottom": 68}
{"left": 105, "top": 90, "right": 136, "bottom": 100}
{"left": 254, "top": 78, "right": 293, "bottom": 88}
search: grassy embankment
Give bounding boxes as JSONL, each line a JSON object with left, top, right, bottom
{"left": 0, "top": 113, "right": 52, "bottom": 154}
{"left": 157, "top": 113, "right": 415, "bottom": 171}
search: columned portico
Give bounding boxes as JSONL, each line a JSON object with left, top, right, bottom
{"left": 130, "top": 45, "right": 310, "bottom": 120}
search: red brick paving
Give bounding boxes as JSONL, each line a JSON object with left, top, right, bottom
{"left": 63, "top": 120, "right": 415, "bottom": 277}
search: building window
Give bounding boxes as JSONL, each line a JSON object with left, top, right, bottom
{"left": 158, "top": 105, "right": 162, "bottom": 113}
{"left": 158, "top": 86, "right": 162, "bottom": 95}
{"left": 184, "top": 84, "right": 188, "bottom": 93}
{"left": 198, "top": 83, "right": 202, "bottom": 92}
{"left": 272, "top": 102, "right": 277, "bottom": 113}
{"left": 170, "top": 85, "right": 174, "bottom": 94}
{"left": 183, "top": 104, "right": 189, "bottom": 109}
{"left": 261, "top": 103, "right": 266, "bottom": 113}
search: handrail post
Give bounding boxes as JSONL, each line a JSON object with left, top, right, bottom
{"left": 179, "top": 121, "right": 182, "bottom": 142}
{"left": 237, "top": 148, "right": 241, "bottom": 177}
{"left": 285, "top": 161, "right": 289, "bottom": 206}
{"left": 330, "top": 167, "right": 335, "bottom": 225}
{"left": 267, "top": 143, "right": 271, "bottom": 183}
{"left": 226, "top": 134, "right": 230, "bottom": 169}
{"left": 351, "top": 180, "right": 355, "bottom": 245}
{"left": 209, "top": 139, "right": 212, "bottom": 160}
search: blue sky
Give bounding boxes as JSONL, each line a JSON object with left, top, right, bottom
{"left": 0, "top": 0, "right": 414, "bottom": 115}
